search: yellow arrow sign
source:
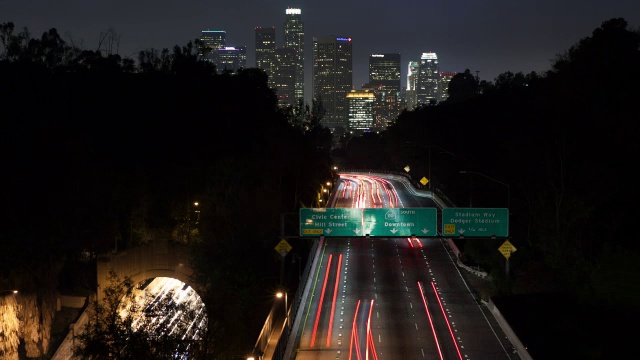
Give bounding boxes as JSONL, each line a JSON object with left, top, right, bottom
{"left": 498, "top": 240, "right": 517, "bottom": 259}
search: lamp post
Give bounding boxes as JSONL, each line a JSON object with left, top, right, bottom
{"left": 276, "top": 291, "right": 289, "bottom": 332}
{"left": 459, "top": 170, "right": 510, "bottom": 209}
{"left": 291, "top": 252, "right": 302, "bottom": 281}
{"left": 405, "top": 142, "right": 454, "bottom": 190}
{"left": 428, "top": 145, "right": 455, "bottom": 190}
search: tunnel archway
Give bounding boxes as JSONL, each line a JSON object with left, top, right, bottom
{"left": 96, "top": 238, "right": 208, "bottom": 358}
{"left": 97, "top": 238, "right": 202, "bottom": 301}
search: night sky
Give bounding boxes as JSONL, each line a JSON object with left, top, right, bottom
{"left": 3, "top": 0, "right": 639, "bottom": 103}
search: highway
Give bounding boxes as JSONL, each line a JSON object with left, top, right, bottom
{"left": 288, "top": 173, "right": 518, "bottom": 360}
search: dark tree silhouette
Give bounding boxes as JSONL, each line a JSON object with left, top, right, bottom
{"left": 444, "top": 69, "right": 478, "bottom": 104}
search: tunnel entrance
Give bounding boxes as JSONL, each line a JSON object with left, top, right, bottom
{"left": 120, "top": 277, "right": 208, "bottom": 359}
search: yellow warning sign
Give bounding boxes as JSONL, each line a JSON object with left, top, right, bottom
{"left": 420, "top": 177, "right": 429, "bottom": 186}
{"left": 498, "top": 240, "right": 517, "bottom": 259}
{"left": 274, "top": 239, "right": 292, "bottom": 257}
{"left": 302, "top": 228, "right": 323, "bottom": 235}
{"left": 443, "top": 223, "right": 456, "bottom": 235}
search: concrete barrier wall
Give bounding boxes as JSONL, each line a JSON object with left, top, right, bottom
{"left": 51, "top": 301, "right": 92, "bottom": 360}
{"left": 486, "top": 298, "right": 533, "bottom": 360}
{"left": 58, "top": 295, "right": 87, "bottom": 309}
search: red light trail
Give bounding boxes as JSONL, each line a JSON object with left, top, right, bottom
{"left": 310, "top": 254, "right": 333, "bottom": 348}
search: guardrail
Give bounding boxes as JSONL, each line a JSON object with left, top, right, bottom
{"left": 252, "top": 237, "right": 321, "bottom": 359}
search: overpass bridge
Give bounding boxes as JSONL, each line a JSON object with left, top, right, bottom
{"left": 96, "top": 237, "right": 198, "bottom": 301}
{"left": 52, "top": 238, "right": 202, "bottom": 359}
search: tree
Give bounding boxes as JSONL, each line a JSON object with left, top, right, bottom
{"left": 74, "top": 271, "right": 205, "bottom": 359}
{"left": 444, "top": 69, "right": 478, "bottom": 104}
{"left": 493, "top": 71, "right": 540, "bottom": 91}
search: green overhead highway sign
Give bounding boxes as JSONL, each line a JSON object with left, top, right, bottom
{"left": 300, "top": 208, "right": 438, "bottom": 237}
{"left": 363, "top": 208, "right": 437, "bottom": 237}
{"left": 300, "top": 208, "right": 363, "bottom": 237}
{"left": 442, "top": 208, "right": 509, "bottom": 237}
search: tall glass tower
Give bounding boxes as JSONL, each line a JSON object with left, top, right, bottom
{"left": 273, "top": 48, "right": 296, "bottom": 106}
{"left": 368, "top": 53, "right": 401, "bottom": 96}
{"left": 216, "top": 46, "right": 246, "bottom": 73}
{"left": 199, "top": 30, "right": 226, "bottom": 63}
{"left": 347, "top": 90, "right": 375, "bottom": 135}
{"left": 406, "top": 61, "right": 419, "bottom": 109}
{"left": 283, "top": 8, "right": 304, "bottom": 103}
{"left": 313, "top": 36, "right": 353, "bottom": 132}
{"left": 255, "top": 26, "right": 276, "bottom": 87}
{"left": 417, "top": 52, "right": 439, "bottom": 106}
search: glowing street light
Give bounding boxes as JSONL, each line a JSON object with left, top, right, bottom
{"left": 0, "top": 290, "right": 18, "bottom": 296}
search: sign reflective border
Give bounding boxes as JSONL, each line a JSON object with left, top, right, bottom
{"left": 498, "top": 240, "right": 517, "bottom": 259}
{"left": 300, "top": 208, "right": 438, "bottom": 237}
{"left": 363, "top": 208, "right": 437, "bottom": 237}
{"left": 300, "top": 208, "right": 363, "bottom": 237}
{"left": 442, "top": 208, "right": 509, "bottom": 237}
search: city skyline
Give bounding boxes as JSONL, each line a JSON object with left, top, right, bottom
{"left": 2, "top": 1, "right": 639, "bottom": 104}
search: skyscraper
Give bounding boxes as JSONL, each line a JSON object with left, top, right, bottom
{"left": 199, "top": 30, "right": 226, "bottom": 63}
{"left": 417, "top": 52, "right": 439, "bottom": 106}
{"left": 313, "top": 36, "right": 353, "bottom": 133}
{"left": 406, "top": 61, "right": 419, "bottom": 109}
{"left": 255, "top": 26, "right": 276, "bottom": 87}
{"left": 368, "top": 53, "right": 402, "bottom": 128}
{"left": 273, "top": 48, "right": 296, "bottom": 106}
{"left": 283, "top": 8, "right": 304, "bottom": 103}
{"left": 439, "top": 71, "right": 457, "bottom": 102}
{"left": 216, "top": 46, "right": 246, "bottom": 73}
{"left": 347, "top": 90, "right": 375, "bottom": 135}
{"left": 368, "top": 53, "right": 401, "bottom": 96}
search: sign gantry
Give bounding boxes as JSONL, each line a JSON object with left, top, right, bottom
{"left": 300, "top": 208, "right": 437, "bottom": 237}
{"left": 300, "top": 207, "right": 509, "bottom": 238}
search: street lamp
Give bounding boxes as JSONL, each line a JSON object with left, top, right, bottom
{"left": 276, "top": 291, "right": 289, "bottom": 332}
{"left": 193, "top": 202, "right": 200, "bottom": 223}
{"left": 459, "top": 170, "right": 510, "bottom": 209}
{"left": 291, "top": 252, "right": 302, "bottom": 281}
{"left": 405, "top": 142, "right": 455, "bottom": 190}
{"left": 428, "top": 145, "right": 455, "bottom": 190}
